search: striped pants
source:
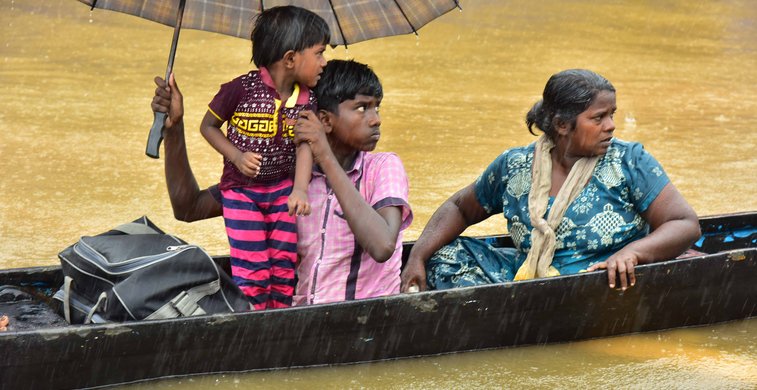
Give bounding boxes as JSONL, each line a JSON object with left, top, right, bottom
{"left": 221, "top": 179, "right": 297, "bottom": 310}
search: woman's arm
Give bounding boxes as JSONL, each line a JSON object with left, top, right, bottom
{"left": 400, "top": 183, "right": 491, "bottom": 292}
{"left": 153, "top": 74, "right": 222, "bottom": 222}
{"left": 588, "top": 182, "right": 700, "bottom": 289}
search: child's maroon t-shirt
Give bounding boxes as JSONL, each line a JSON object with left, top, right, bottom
{"left": 208, "top": 67, "right": 316, "bottom": 189}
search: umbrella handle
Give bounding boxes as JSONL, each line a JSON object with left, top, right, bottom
{"left": 146, "top": 113, "right": 166, "bottom": 158}
{"left": 146, "top": 0, "right": 186, "bottom": 159}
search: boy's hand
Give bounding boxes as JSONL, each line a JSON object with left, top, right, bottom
{"left": 294, "top": 111, "right": 330, "bottom": 162}
{"left": 152, "top": 73, "right": 183, "bottom": 129}
{"left": 287, "top": 189, "right": 311, "bottom": 216}
{"left": 232, "top": 151, "right": 262, "bottom": 178}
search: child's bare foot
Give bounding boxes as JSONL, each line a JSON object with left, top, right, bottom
{"left": 0, "top": 315, "right": 9, "bottom": 331}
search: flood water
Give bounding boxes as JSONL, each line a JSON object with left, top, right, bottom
{"left": 1, "top": 0, "right": 756, "bottom": 388}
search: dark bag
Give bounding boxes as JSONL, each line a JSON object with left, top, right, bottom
{"left": 54, "top": 216, "right": 251, "bottom": 324}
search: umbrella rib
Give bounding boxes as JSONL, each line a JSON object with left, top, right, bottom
{"left": 392, "top": 0, "right": 417, "bottom": 35}
{"left": 327, "top": 0, "right": 348, "bottom": 48}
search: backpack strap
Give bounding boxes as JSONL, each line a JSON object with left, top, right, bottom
{"left": 145, "top": 279, "right": 221, "bottom": 320}
{"left": 62, "top": 276, "right": 73, "bottom": 324}
{"left": 111, "top": 222, "right": 161, "bottom": 235}
{"left": 83, "top": 292, "right": 107, "bottom": 325}
{"left": 61, "top": 277, "right": 108, "bottom": 325}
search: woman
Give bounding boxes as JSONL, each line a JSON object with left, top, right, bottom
{"left": 400, "top": 69, "right": 700, "bottom": 292}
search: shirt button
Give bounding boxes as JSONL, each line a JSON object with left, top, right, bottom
{"left": 321, "top": 228, "right": 326, "bottom": 234}
{"left": 328, "top": 194, "right": 333, "bottom": 199}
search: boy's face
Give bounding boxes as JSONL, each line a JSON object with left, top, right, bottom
{"left": 328, "top": 94, "right": 382, "bottom": 153}
{"left": 293, "top": 44, "right": 327, "bottom": 88}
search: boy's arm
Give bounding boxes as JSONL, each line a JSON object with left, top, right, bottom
{"left": 288, "top": 143, "right": 313, "bottom": 216}
{"left": 153, "top": 74, "right": 222, "bottom": 221}
{"left": 321, "top": 153, "right": 403, "bottom": 262}
{"left": 296, "top": 111, "right": 402, "bottom": 262}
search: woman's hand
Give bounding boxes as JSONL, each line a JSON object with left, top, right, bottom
{"left": 587, "top": 183, "right": 700, "bottom": 290}
{"left": 400, "top": 257, "right": 428, "bottom": 293}
{"left": 232, "top": 150, "right": 261, "bottom": 178}
{"left": 587, "top": 247, "right": 640, "bottom": 289}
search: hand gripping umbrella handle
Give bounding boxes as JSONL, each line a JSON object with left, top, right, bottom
{"left": 146, "top": 0, "right": 186, "bottom": 159}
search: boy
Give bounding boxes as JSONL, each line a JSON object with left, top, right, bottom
{"left": 152, "top": 59, "right": 413, "bottom": 305}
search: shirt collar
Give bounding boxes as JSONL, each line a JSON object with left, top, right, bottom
{"left": 313, "top": 151, "right": 366, "bottom": 178}
{"left": 259, "top": 66, "right": 311, "bottom": 107}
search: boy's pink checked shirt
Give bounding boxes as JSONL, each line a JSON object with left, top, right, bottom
{"left": 293, "top": 151, "right": 412, "bottom": 306}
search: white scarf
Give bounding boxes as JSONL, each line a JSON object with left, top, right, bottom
{"left": 514, "top": 135, "right": 599, "bottom": 280}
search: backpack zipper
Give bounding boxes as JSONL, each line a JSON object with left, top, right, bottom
{"left": 73, "top": 241, "right": 199, "bottom": 276}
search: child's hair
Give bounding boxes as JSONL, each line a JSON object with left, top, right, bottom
{"left": 314, "top": 60, "right": 383, "bottom": 113}
{"left": 251, "top": 6, "right": 331, "bottom": 67}
{"left": 525, "top": 69, "right": 615, "bottom": 139}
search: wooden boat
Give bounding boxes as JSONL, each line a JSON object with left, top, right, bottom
{"left": 1, "top": 212, "right": 754, "bottom": 389}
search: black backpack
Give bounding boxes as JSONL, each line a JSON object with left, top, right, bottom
{"left": 54, "top": 216, "right": 251, "bottom": 324}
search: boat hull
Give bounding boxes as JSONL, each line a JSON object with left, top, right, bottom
{"left": 0, "top": 212, "right": 755, "bottom": 389}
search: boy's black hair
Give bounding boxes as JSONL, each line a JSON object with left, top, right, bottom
{"left": 314, "top": 60, "right": 383, "bottom": 113}
{"left": 251, "top": 6, "right": 330, "bottom": 67}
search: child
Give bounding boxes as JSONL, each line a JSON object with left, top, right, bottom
{"left": 152, "top": 59, "right": 413, "bottom": 306}
{"left": 199, "top": 6, "right": 329, "bottom": 310}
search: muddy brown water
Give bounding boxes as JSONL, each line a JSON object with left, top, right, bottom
{"left": 1, "top": 0, "right": 755, "bottom": 388}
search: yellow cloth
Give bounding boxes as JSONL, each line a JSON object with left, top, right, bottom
{"left": 514, "top": 136, "right": 600, "bottom": 280}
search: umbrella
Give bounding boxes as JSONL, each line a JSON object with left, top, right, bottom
{"left": 77, "top": 0, "right": 463, "bottom": 158}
